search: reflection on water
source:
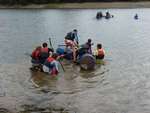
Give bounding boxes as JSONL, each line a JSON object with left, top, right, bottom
{"left": 1, "top": 9, "right": 150, "bottom": 113}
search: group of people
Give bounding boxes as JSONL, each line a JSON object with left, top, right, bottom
{"left": 96, "top": 11, "right": 113, "bottom": 19}
{"left": 31, "top": 29, "right": 105, "bottom": 75}
{"left": 31, "top": 42, "right": 60, "bottom": 75}
{"left": 97, "top": 11, "right": 138, "bottom": 20}
{"left": 64, "top": 29, "right": 105, "bottom": 63}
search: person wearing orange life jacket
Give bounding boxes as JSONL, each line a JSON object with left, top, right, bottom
{"left": 40, "top": 42, "right": 54, "bottom": 64}
{"left": 42, "top": 53, "right": 59, "bottom": 75}
{"left": 95, "top": 43, "right": 105, "bottom": 59}
{"left": 31, "top": 46, "right": 42, "bottom": 64}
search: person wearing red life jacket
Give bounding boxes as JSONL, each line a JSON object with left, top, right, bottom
{"left": 31, "top": 46, "right": 41, "bottom": 64}
{"left": 40, "top": 42, "right": 54, "bottom": 64}
{"left": 95, "top": 43, "right": 105, "bottom": 59}
{"left": 30, "top": 46, "right": 42, "bottom": 71}
{"left": 42, "top": 53, "right": 59, "bottom": 76}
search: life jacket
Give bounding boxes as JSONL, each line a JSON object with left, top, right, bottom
{"left": 41, "top": 47, "right": 49, "bottom": 53}
{"left": 97, "top": 48, "right": 105, "bottom": 56}
{"left": 40, "top": 47, "right": 49, "bottom": 59}
{"left": 44, "top": 56, "right": 55, "bottom": 69}
{"left": 31, "top": 50, "right": 40, "bottom": 60}
{"left": 47, "top": 57, "right": 55, "bottom": 63}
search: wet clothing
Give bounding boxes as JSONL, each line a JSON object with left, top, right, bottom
{"left": 43, "top": 56, "right": 59, "bottom": 75}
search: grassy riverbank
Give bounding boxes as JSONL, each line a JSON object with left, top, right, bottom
{"left": 1, "top": 1, "right": 150, "bottom": 8}
{"left": 47, "top": 2, "right": 150, "bottom": 8}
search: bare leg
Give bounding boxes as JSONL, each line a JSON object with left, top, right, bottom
{"left": 72, "top": 46, "right": 76, "bottom": 62}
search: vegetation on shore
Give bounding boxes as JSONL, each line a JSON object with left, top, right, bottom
{"left": 1, "top": 0, "right": 150, "bottom": 5}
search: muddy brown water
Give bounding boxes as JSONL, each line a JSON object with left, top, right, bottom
{"left": 0, "top": 9, "right": 150, "bottom": 113}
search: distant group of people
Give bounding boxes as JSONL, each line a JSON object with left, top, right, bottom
{"left": 96, "top": 11, "right": 139, "bottom": 20}
{"left": 96, "top": 11, "right": 113, "bottom": 19}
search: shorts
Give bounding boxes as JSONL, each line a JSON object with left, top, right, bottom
{"left": 65, "top": 39, "right": 75, "bottom": 47}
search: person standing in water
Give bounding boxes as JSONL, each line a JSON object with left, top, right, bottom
{"left": 43, "top": 53, "right": 59, "bottom": 75}
{"left": 94, "top": 43, "right": 105, "bottom": 60}
{"left": 134, "top": 14, "right": 138, "bottom": 19}
{"left": 40, "top": 42, "right": 54, "bottom": 64}
{"left": 85, "top": 38, "right": 93, "bottom": 54}
{"left": 64, "top": 29, "right": 79, "bottom": 62}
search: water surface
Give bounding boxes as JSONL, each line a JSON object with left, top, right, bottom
{"left": 0, "top": 9, "right": 150, "bottom": 113}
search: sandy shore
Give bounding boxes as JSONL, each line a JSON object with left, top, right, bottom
{"left": 0, "top": 1, "right": 150, "bottom": 8}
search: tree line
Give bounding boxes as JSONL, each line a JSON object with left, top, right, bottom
{"left": 0, "top": 0, "right": 149, "bottom": 5}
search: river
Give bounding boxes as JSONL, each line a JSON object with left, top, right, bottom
{"left": 0, "top": 9, "right": 150, "bottom": 113}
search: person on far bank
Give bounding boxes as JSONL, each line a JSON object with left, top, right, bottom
{"left": 64, "top": 29, "right": 79, "bottom": 62}
{"left": 40, "top": 42, "right": 54, "bottom": 64}
{"left": 94, "top": 43, "right": 105, "bottom": 60}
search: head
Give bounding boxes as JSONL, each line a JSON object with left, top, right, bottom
{"left": 87, "top": 38, "right": 92, "bottom": 43}
{"left": 42, "top": 42, "right": 48, "bottom": 48}
{"left": 73, "top": 29, "right": 77, "bottom": 33}
{"left": 106, "top": 12, "right": 109, "bottom": 14}
{"left": 97, "top": 43, "right": 102, "bottom": 49}
{"left": 52, "top": 53, "right": 58, "bottom": 60}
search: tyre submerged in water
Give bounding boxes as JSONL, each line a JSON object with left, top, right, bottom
{"left": 56, "top": 47, "right": 96, "bottom": 70}
{"left": 79, "top": 53, "right": 96, "bottom": 70}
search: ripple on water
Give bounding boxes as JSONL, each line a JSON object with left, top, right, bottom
{"left": 29, "top": 60, "right": 109, "bottom": 97}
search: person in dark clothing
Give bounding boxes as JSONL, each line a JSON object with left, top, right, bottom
{"left": 39, "top": 42, "right": 54, "bottom": 64}
{"left": 96, "top": 11, "right": 103, "bottom": 19}
{"left": 105, "top": 11, "right": 111, "bottom": 19}
{"left": 85, "top": 38, "right": 93, "bottom": 54}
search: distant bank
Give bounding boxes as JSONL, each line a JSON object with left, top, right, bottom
{"left": 0, "top": 2, "right": 150, "bottom": 8}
